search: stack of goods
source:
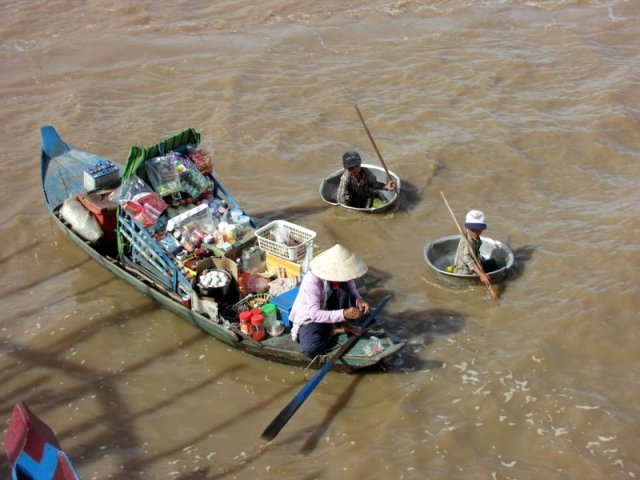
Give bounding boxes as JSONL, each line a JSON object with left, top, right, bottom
{"left": 114, "top": 133, "right": 308, "bottom": 335}
{"left": 118, "top": 146, "right": 256, "bottom": 274}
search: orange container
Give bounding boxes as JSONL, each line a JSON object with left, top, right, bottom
{"left": 76, "top": 190, "right": 118, "bottom": 245}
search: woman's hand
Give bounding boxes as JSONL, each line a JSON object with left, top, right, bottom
{"left": 355, "top": 298, "right": 370, "bottom": 315}
{"left": 343, "top": 307, "right": 363, "bottom": 320}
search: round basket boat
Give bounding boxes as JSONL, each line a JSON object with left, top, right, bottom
{"left": 319, "top": 163, "right": 401, "bottom": 213}
{"left": 423, "top": 235, "right": 514, "bottom": 287}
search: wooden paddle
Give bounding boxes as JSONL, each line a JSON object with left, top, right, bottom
{"left": 354, "top": 104, "right": 395, "bottom": 190}
{"left": 440, "top": 191, "right": 499, "bottom": 300}
{"left": 261, "top": 295, "right": 391, "bottom": 441}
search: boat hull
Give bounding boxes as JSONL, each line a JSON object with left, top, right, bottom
{"left": 319, "top": 163, "right": 401, "bottom": 212}
{"left": 41, "top": 126, "right": 405, "bottom": 372}
{"left": 423, "top": 235, "right": 514, "bottom": 288}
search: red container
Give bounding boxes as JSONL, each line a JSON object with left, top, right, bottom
{"left": 77, "top": 190, "right": 118, "bottom": 245}
{"left": 239, "top": 311, "right": 252, "bottom": 334}
{"left": 250, "top": 313, "right": 266, "bottom": 341}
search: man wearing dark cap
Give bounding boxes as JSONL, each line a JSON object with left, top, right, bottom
{"left": 336, "top": 151, "right": 396, "bottom": 208}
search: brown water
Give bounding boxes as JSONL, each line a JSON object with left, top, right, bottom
{"left": 2, "top": 1, "right": 639, "bottom": 478}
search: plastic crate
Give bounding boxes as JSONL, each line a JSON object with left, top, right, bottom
{"left": 255, "top": 220, "right": 316, "bottom": 261}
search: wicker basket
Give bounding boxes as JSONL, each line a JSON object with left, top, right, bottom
{"left": 255, "top": 220, "right": 316, "bottom": 261}
{"left": 233, "top": 293, "right": 272, "bottom": 313}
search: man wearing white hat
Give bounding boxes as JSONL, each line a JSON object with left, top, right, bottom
{"left": 289, "top": 244, "right": 371, "bottom": 358}
{"left": 453, "top": 210, "right": 497, "bottom": 288}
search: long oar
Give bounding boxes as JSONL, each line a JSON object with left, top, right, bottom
{"left": 440, "top": 192, "right": 498, "bottom": 300}
{"left": 261, "top": 295, "right": 391, "bottom": 441}
{"left": 354, "top": 104, "right": 395, "bottom": 190}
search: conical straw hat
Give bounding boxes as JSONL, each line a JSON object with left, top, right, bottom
{"left": 309, "top": 244, "right": 368, "bottom": 282}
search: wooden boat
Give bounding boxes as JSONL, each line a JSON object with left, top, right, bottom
{"left": 4, "top": 402, "right": 81, "bottom": 479}
{"left": 319, "top": 163, "right": 401, "bottom": 212}
{"left": 423, "top": 235, "right": 514, "bottom": 286}
{"left": 41, "top": 126, "right": 405, "bottom": 372}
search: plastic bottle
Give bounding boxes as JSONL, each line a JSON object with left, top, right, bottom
{"left": 241, "top": 246, "right": 261, "bottom": 273}
{"left": 250, "top": 313, "right": 266, "bottom": 341}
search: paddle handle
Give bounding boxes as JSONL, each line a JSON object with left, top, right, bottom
{"left": 261, "top": 295, "right": 391, "bottom": 441}
{"left": 354, "top": 104, "right": 394, "bottom": 188}
{"left": 440, "top": 192, "right": 498, "bottom": 300}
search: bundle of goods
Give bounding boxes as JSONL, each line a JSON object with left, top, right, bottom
{"left": 114, "top": 129, "right": 303, "bottom": 336}
{"left": 119, "top": 145, "right": 255, "bottom": 262}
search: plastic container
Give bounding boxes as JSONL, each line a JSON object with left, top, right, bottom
{"left": 76, "top": 190, "right": 118, "bottom": 245}
{"left": 250, "top": 313, "right": 266, "bottom": 341}
{"left": 241, "top": 246, "right": 262, "bottom": 273}
{"left": 261, "top": 303, "right": 277, "bottom": 327}
{"left": 230, "top": 208, "right": 243, "bottom": 222}
{"left": 255, "top": 220, "right": 316, "bottom": 261}
{"left": 239, "top": 311, "right": 252, "bottom": 334}
{"left": 83, "top": 160, "right": 120, "bottom": 190}
{"left": 236, "top": 215, "right": 252, "bottom": 233}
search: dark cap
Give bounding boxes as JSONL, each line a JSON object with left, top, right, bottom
{"left": 342, "top": 151, "right": 362, "bottom": 169}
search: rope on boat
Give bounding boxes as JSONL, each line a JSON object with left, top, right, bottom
{"left": 303, "top": 355, "right": 323, "bottom": 379}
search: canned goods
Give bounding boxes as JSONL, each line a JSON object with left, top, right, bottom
{"left": 181, "top": 295, "right": 191, "bottom": 308}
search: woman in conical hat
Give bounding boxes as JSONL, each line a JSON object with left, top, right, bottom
{"left": 289, "top": 244, "right": 371, "bottom": 358}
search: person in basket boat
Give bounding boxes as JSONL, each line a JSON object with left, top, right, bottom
{"left": 452, "top": 209, "right": 498, "bottom": 288}
{"left": 337, "top": 151, "right": 396, "bottom": 208}
{"left": 289, "top": 244, "right": 371, "bottom": 358}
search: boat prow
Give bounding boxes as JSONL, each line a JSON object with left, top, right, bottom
{"left": 319, "top": 163, "right": 401, "bottom": 212}
{"left": 4, "top": 402, "right": 81, "bottom": 479}
{"left": 423, "top": 235, "right": 514, "bottom": 287}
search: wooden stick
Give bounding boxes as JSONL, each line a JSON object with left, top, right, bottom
{"left": 354, "top": 104, "right": 394, "bottom": 189}
{"left": 440, "top": 191, "right": 498, "bottom": 300}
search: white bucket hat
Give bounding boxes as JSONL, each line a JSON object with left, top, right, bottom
{"left": 309, "top": 244, "right": 368, "bottom": 282}
{"left": 464, "top": 210, "right": 487, "bottom": 230}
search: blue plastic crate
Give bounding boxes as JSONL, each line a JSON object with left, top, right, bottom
{"left": 269, "top": 286, "right": 299, "bottom": 326}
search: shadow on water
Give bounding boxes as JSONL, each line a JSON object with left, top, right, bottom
{"left": 379, "top": 307, "right": 467, "bottom": 373}
{"left": 0, "top": 291, "right": 267, "bottom": 479}
{"left": 394, "top": 179, "right": 422, "bottom": 214}
{"left": 508, "top": 244, "right": 535, "bottom": 283}
{"left": 300, "top": 374, "right": 365, "bottom": 454}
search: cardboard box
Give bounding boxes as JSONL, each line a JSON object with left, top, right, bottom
{"left": 265, "top": 251, "right": 302, "bottom": 278}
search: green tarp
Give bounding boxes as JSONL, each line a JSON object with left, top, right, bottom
{"left": 121, "top": 127, "right": 201, "bottom": 184}
{"left": 117, "top": 127, "right": 201, "bottom": 257}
